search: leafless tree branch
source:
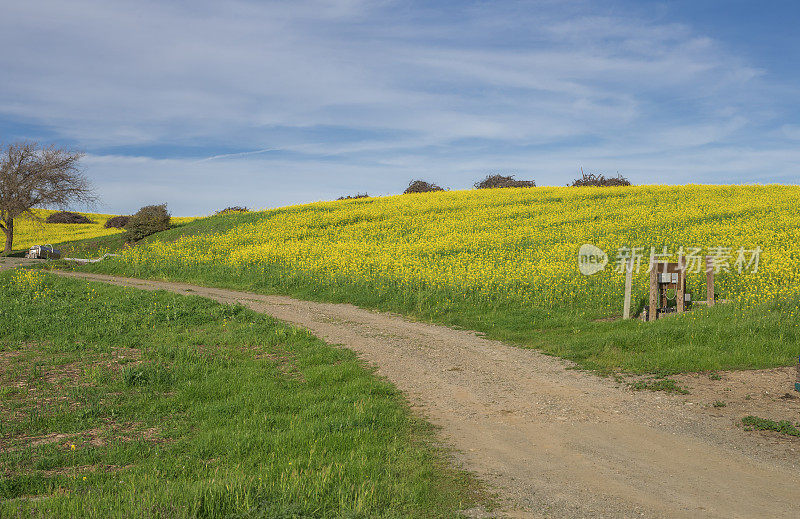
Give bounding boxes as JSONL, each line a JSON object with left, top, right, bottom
{"left": 0, "top": 141, "right": 96, "bottom": 253}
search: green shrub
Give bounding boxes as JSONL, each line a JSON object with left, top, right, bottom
{"left": 104, "top": 215, "right": 130, "bottom": 228}
{"left": 742, "top": 415, "right": 800, "bottom": 437}
{"left": 404, "top": 180, "right": 445, "bottom": 194}
{"left": 124, "top": 204, "right": 171, "bottom": 241}
{"left": 45, "top": 211, "right": 93, "bottom": 224}
{"left": 474, "top": 174, "right": 535, "bottom": 189}
{"left": 337, "top": 193, "right": 369, "bottom": 200}
{"left": 570, "top": 173, "right": 632, "bottom": 187}
{"left": 214, "top": 206, "right": 250, "bottom": 215}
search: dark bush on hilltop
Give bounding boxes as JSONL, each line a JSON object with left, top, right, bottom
{"left": 474, "top": 174, "right": 536, "bottom": 189}
{"left": 337, "top": 193, "right": 370, "bottom": 200}
{"left": 215, "top": 206, "right": 250, "bottom": 215}
{"left": 125, "top": 204, "right": 171, "bottom": 241}
{"left": 104, "top": 215, "right": 130, "bottom": 228}
{"left": 404, "top": 180, "right": 445, "bottom": 194}
{"left": 45, "top": 211, "right": 93, "bottom": 224}
{"left": 570, "top": 173, "right": 632, "bottom": 187}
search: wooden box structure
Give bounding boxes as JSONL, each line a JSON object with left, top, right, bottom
{"left": 647, "top": 258, "right": 687, "bottom": 321}
{"left": 629, "top": 255, "right": 714, "bottom": 321}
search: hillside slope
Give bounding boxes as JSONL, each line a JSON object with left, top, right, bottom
{"left": 1, "top": 210, "right": 124, "bottom": 254}
{"left": 1, "top": 210, "right": 198, "bottom": 256}
{"left": 62, "top": 185, "right": 800, "bottom": 373}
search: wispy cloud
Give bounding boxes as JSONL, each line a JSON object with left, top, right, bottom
{"left": 0, "top": 0, "right": 796, "bottom": 213}
{"left": 195, "top": 148, "right": 280, "bottom": 163}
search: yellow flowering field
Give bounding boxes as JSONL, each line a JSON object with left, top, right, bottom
{"left": 1, "top": 210, "right": 197, "bottom": 254}
{"left": 1, "top": 210, "right": 124, "bottom": 253}
{"left": 116, "top": 185, "right": 800, "bottom": 316}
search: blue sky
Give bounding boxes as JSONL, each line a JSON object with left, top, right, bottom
{"left": 1, "top": 0, "right": 799, "bottom": 215}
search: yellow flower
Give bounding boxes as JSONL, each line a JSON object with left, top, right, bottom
{"left": 105, "top": 186, "right": 800, "bottom": 314}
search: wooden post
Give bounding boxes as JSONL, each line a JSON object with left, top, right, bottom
{"left": 648, "top": 258, "right": 658, "bottom": 321}
{"left": 623, "top": 257, "right": 633, "bottom": 319}
{"left": 706, "top": 256, "right": 715, "bottom": 306}
{"left": 677, "top": 255, "right": 685, "bottom": 313}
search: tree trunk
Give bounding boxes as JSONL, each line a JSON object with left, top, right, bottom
{"left": 2, "top": 218, "right": 13, "bottom": 255}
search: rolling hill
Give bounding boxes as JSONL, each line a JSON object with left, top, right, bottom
{"left": 48, "top": 185, "right": 800, "bottom": 373}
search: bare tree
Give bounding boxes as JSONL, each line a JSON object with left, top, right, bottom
{"left": 0, "top": 142, "right": 96, "bottom": 254}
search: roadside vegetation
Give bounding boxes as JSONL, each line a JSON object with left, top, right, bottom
{"left": 627, "top": 378, "right": 690, "bottom": 394}
{"left": 742, "top": 416, "right": 800, "bottom": 437}
{"left": 0, "top": 270, "right": 483, "bottom": 517}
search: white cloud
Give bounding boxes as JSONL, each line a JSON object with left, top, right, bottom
{"left": 0, "top": 0, "right": 796, "bottom": 213}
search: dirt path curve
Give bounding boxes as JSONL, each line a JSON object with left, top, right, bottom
{"left": 43, "top": 269, "right": 800, "bottom": 518}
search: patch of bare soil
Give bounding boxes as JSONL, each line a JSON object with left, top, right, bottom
{"left": 0, "top": 257, "right": 41, "bottom": 271}
{"left": 671, "top": 367, "right": 800, "bottom": 431}
{"left": 252, "top": 346, "right": 304, "bottom": 380}
{"left": 45, "top": 270, "right": 800, "bottom": 518}
{"left": 110, "top": 347, "right": 142, "bottom": 363}
{"left": 0, "top": 349, "right": 25, "bottom": 391}
{"left": 0, "top": 343, "right": 161, "bottom": 458}
{"left": 8, "top": 421, "right": 167, "bottom": 453}
{"left": 2, "top": 463, "right": 133, "bottom": 481}
{"left": 26, "top": 432, "right": 76, "bottom": 447}
{"left": 43, "top": 361, "right": 84, "bottom": 384}
{"left": 40, "top": 463, "right": 133, "bottom": 477}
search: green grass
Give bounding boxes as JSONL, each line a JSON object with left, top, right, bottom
{"left": 741, "top": 416, "right": 800, "bottom": 437}
{"left": 49, "top": 253, "right": 800, "bottom": 375}
{"left": 0, "top": 271, "right": 485, "bottom": 518}
{"left": 627, "top": 378, "right": 690, "bottom": 395}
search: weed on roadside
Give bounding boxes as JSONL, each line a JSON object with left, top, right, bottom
{"left": 741, "top": 416, "right": 800, "bottom": 437}
{"left": 628, "top": 379, "right": 690, "bottom": 395}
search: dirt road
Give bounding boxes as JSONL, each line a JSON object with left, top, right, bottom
{"left": 22, "top": 266, "right": 800, "bottom": 517}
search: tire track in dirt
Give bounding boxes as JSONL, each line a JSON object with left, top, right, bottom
{"left": 44, "top": 270, "right": 800, "bottom": 518}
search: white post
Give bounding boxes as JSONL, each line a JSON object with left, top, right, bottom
{"left": 622, "top": 257, "right": 633, "bottom": 319}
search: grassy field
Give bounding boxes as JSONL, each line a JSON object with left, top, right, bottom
{"left": 41, "top": 212, "right": 230, "bottom": 260}
{"left": 0, "top": 210, "right": 197, "bottom": 256}
{"left": 0, "top": 270, "right": 483, "bottom": 518}
{"left": 51, "top": 185, "right": 800, "bottom": 375}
